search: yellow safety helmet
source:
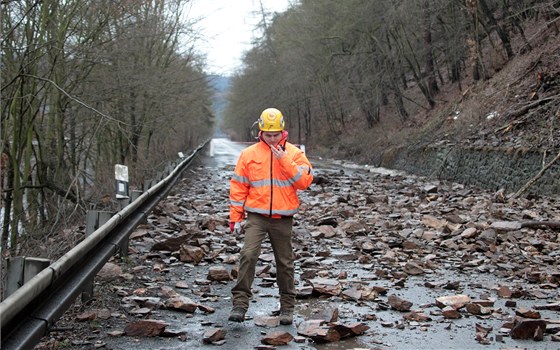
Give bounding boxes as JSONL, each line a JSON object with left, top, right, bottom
{"left": 258, "top": 108, "right": 285, "bottom": 131}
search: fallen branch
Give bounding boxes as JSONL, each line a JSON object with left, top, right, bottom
{"left": 494, "top": 110, "right": 536, "bottom": 134}
{"left": 513, "top": 149, "right": 560, "bottom": 198}
{"left": 521, "top": 221, "right": 560, "bottom": 230}
{"left": 507, "top": 95, "right": 557, "bottom": 119}
{"left": 495, "top": 95, "right": 558, "bottom": 133}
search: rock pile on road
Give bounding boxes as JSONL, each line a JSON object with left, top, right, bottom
{"left": 38, "top": 159, "right": 560, "bottom": 349}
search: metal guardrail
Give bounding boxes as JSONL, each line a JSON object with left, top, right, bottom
{"left": 0, "top": 141, "right": 209, "bottom": 350}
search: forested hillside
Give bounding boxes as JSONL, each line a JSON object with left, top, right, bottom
{"left": 222, "top": 0, "right": 560, "bottom": 167}
{"left": 1, "top": 1, "right": 214, "bottom": 257}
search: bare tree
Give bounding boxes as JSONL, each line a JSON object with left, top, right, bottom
{"left": 1, "top": 0, "right": 213, "bottom": 256}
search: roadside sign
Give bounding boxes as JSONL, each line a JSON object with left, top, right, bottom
{"left": 115, "top": 164, "right": 129, "bottom": 199}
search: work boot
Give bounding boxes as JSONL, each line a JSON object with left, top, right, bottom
{"left": 279, "top": 310, "right": 293, "bottom": 325}
{"left": 228, "top": 307, "right": 247, "bottom": 322}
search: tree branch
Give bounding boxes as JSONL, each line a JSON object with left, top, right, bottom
{"left": 513, "top": 149, "right": 560, "bottom": 198}
{"left": 521, "top": 221, "right": 560, "bottom": 230}
{"left": 20, "top": 74, "right": 126, "bottom": 125}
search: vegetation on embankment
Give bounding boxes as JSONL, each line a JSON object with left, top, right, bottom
{"left": 222, "top": 0, "right": 560, "bottom": 196}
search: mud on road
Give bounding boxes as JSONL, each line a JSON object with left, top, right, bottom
{"left": 38, "top": 151, "right": 560, "bottom": 350}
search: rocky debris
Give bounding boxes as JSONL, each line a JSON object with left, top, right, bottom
{"left": 164, "top": 294, "right": 198, "bottom": 313}
{"left": 435, "top": 294, "right": 471, "bottom": 309}
{"left": 261, "top": 331, "right": 294, "bottom": 345}
{"left": 254, "top": 315, "right": 280, "bottom": 328}
{"left": 180, "top": 245, "right": 205, "bottom": 264}
{"left": 296, "top": 319, "right": 369, "bottom": 343}
{"left": 308, "top": 278, "right": 342, "bottom": 296}
{"left": 202, "top": 327, "right": 227, "bottom": 344}
{"left": 510, "top": 317, "right": 547, "bottom": 340}
{"left": 309, "top": 304, "right": 339, "bottom": 322}
{"left": 387, "top": 294, "right": 413, "bottom": 312}
{"left": 39, "top": 159, "right": 560, "bottom": 349}
{"left": 515, "top": 307, "right": 541, "bottom": 319}
{"left": 75, "top": 311, "right": 97, "bottom": 321}
{"left": 96, "top": 262, "right": 122, "bottom": 281}
{"left": 535, "top": 302, "right": 560, "bottom": 311}
{"left": 207, "top": 265, "right": 231, "bottom": 281}
{"left": 490, "top": 221, "right": 524, "bottom": 231}
{"left": 465, "top": 302, "right": 492, "bottom": 316}
{"left": 124, "top": 319, "right": 168, "bottom": 337}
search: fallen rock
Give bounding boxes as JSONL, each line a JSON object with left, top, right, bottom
{"left": 97, "top": 262, "right": 122, "bottom": 281}
{"left": 261, "top": 331, "right": 294, "bottom": 345}
{"left": 207, "top": 265, "right": 231, "bottom": 281}
{"left": 435, "top": 294, "right": 471, "bottom": 309}
{"left": 124, "top": 319, "right": 168, "bottom": 337}
{"left": 164, "top": 295, "right": 198, "bottom": 313}
{"left": 296, "top": 320, "right": 369, "bottom": 343}
{"left": 179, "top": 245, "right": 205, "bottom": 264}
{"left": 491, "top": 221, "right": 523, "bottom": 231}
{"left": 388, "top": 294, "right": 413, "bottom": 312}
{"left": 308, "top": 278, "right": 342, "bottom": 296}
{"left": 515, "top": 307, "right": 541, "bottom": 319}
{"left": 202, "top": 327, "right": 227, "bottom": 344}
{"left": 254, "top": 315, "right": 280, "bottom": 328}
{"left": 510, "top": 317, "right": 547, "bottom": 340}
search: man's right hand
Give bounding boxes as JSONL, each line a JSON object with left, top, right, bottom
{"left": 230, "top": 222, "right": 243, "bottom": 235}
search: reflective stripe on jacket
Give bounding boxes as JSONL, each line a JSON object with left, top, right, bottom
{"left": 229, "top": 139, "right": 313, "bottom": 223}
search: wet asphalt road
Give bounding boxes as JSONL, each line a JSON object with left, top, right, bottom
{"left": 99, "top": 138, "right": 558, "bottom": 350}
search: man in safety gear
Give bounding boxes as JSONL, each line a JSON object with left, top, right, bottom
{"left": 228, "top": 107, "right": 313, "bottom": 325}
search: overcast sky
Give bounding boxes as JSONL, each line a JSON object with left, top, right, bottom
{"left": 187, "top": 0, "right": 292, "bottom": 76}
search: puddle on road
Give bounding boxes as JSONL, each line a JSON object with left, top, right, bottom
{"left": 314, "top": 338, "right": 370, "bottom": 350}
{"left": 310, "top": 157, "right": 404, "bottom": 177}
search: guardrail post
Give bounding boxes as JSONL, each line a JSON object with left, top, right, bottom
{"left": 117, "top": 198, "right": 128, "bottom": 211}
{"left": 4, "top": 257, "right": 51, "bottom": 300}
{"left": 130, "top": 190, "right": 142, "bottom": 203}
{"left": 143, "top": 179, "right": 152, "bottom": 191}
{"left": 82, "top": 210, "right": 112, "bottom": 302}
{"left": 131, "top": 190, "right": 147, "bottom": 224}
{"left": 209, "top": 140, "right": 215, "bottom": 157}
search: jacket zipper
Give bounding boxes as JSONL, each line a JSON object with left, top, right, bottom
{"left": 269, "top": 148, "right": 273, "bottom": 216}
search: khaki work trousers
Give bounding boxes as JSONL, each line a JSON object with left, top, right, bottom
{"left": 231, "top": 212, "right": 296, "bottom": 311}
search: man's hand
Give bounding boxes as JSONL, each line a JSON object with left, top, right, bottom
{"left": 270, "top": 144, "right": 286, "bottom": 160}
{"left": 230, "top": 222, "right": 243, "bottom": 235}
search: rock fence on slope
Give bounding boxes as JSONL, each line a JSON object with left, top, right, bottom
{"left": 381, "top": 145, "right": 560, "bottom": 197}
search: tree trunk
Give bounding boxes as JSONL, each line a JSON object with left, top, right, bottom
{"left": 422, "top": 0, "right": 439, "bottom": 98}
{"left": 466, "top": 0, "right": 488, "bottom": 81}
{"left": 478, "top": 0, "right": 514, "bottom": 59}
{"left": 1, "top": 153, "right": 14, "bottom": 253}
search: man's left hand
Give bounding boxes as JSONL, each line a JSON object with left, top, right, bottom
{"left": 271, "top": 145, "right": 286, "bottom": 159}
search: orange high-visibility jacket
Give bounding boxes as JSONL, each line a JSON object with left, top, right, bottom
{"left": 230, "top": 137, "right": 313, "bottom": 223}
